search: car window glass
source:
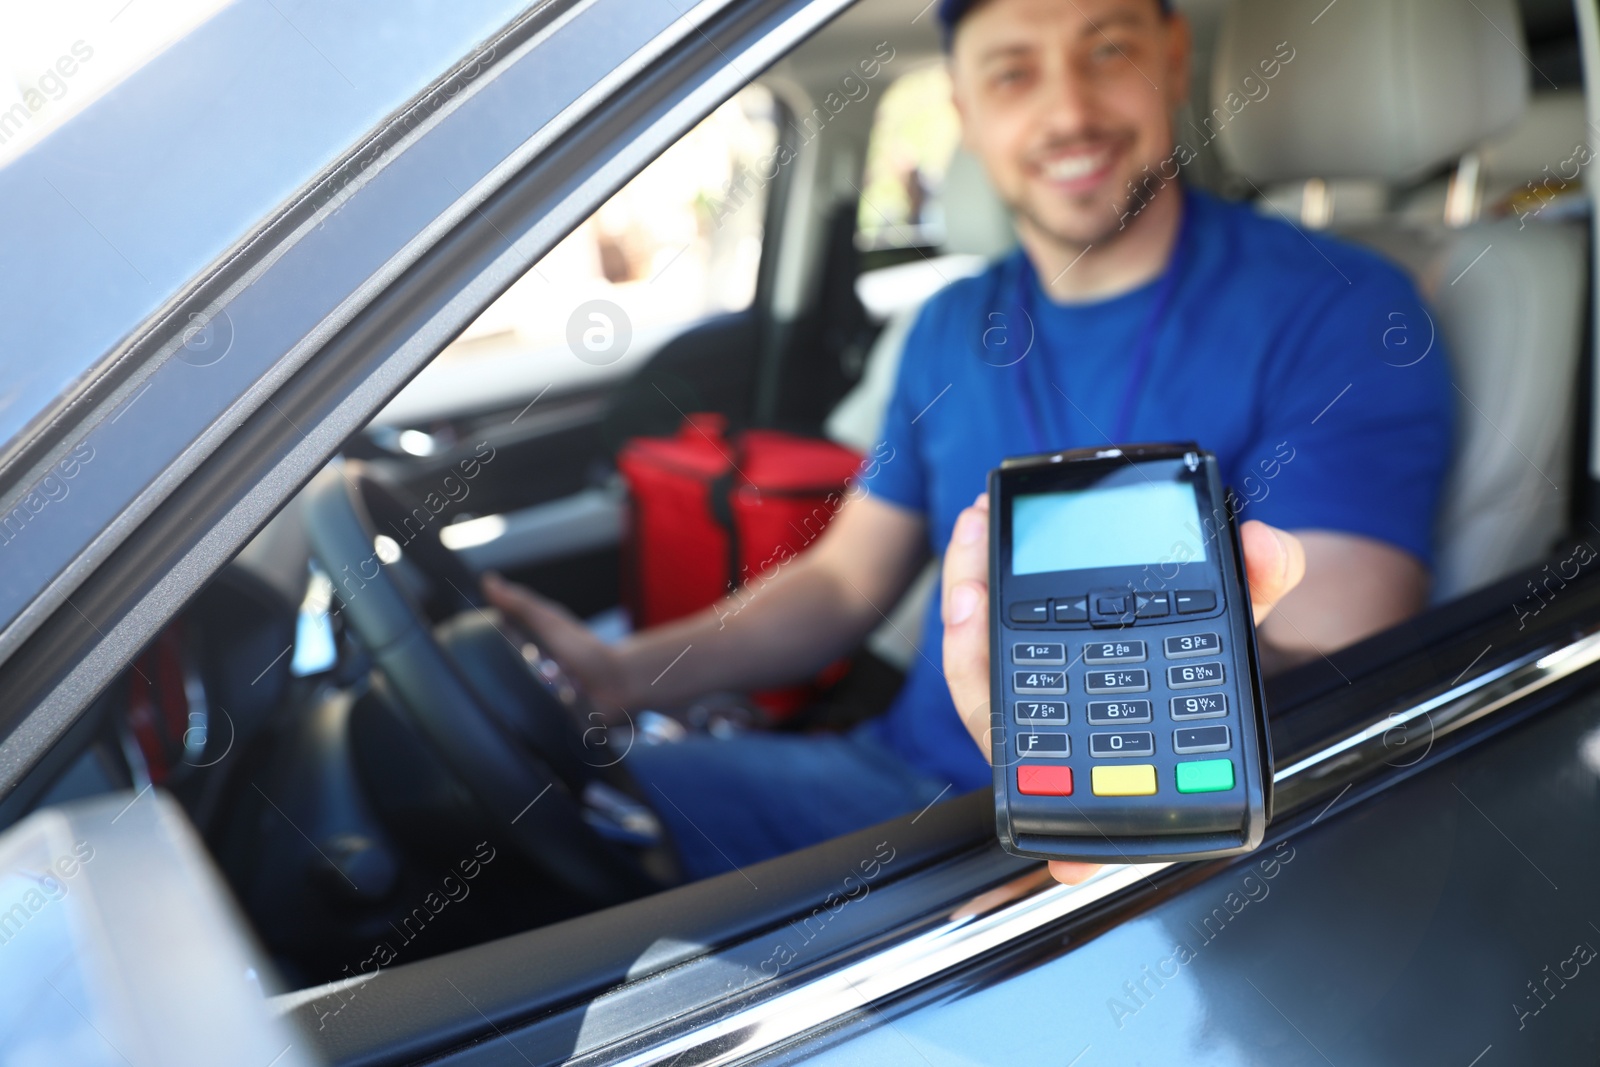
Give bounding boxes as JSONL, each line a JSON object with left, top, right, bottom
{"left": 416, "top": 85, "right": 778, "bottom": 400}
{"left": 855, "top": 64, "right": 960, "bottom": 255}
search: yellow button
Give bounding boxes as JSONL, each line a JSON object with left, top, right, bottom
{"left": 1091, "top": 764, "right": 1157, "bottom": 796}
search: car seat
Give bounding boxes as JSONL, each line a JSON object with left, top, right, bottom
{"left": 1213, "top": 0, "right": 1589, "bottom": 602}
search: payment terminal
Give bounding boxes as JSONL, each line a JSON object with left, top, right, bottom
{"left": 988, "top": 443, "right": 1271, "bottom": 863}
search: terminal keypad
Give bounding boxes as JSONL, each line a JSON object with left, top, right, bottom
{"left": 1008, "top": 626, "right": 1235, "bottom": 797}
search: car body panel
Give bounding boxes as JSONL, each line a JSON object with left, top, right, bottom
{"left": 258, "top": 595, "right": 1600, "bottom": 1065}
{"left": 0, "top": 0, "right": 670, "bottom": 648}
{"left": 0, "top": 0, "right": 532, "bottom": 464}
{"left": 768, "top": 688, "right": 1600, "bottom": 1064}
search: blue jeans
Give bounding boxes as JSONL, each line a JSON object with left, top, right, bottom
{"left": 625, "top": 725, "right": 953, "bottom": 881}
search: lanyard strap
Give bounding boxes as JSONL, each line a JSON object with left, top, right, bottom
{"left": 1012, "top": 192, "right": 1192, "bottom": 454}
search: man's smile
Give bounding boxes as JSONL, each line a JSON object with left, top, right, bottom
{"left": 1030, "top": 135, "right": 1133, "bottom": 197}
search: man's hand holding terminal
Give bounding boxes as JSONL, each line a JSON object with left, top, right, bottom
{"left": 940, "top": 493, "right": 1306, "bottom": 886}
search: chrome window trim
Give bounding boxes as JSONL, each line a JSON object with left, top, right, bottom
{"left": 573, "top": 627, "right": 1600, "bottom": 1067}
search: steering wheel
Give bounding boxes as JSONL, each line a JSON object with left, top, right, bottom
{"left": 301, "top": 460, "right": 681, "bottom": 904}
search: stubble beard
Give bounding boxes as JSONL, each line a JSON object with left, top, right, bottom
{"left": 1010, "top": 191, "right": 1132, "bottom": 261}
{"left": 1008, "top": 167, "right": 1174, "bottom": 261}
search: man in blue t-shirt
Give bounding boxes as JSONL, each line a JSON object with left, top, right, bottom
{"left": 486, "top": 0, "right": 1452, "bottom": 881}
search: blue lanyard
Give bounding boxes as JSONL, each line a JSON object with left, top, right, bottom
{"left": 1011, "top": 192, "right": 1192, "bottom": 453}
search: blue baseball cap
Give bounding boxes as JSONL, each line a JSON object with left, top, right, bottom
{"left": 938, "top": 0, "right": 1172, "bottom": 50}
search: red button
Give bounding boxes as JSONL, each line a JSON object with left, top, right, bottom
{"left": 1017, "top": 765, "right": 1073, "bottom": 796}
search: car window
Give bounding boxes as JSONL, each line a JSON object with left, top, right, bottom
{"left": 849, "top": 63, "right": 994, "bottom": 326}
{"left": 377, "top": 84, "right": 778, "bottom": 426}
{"left": 855, "top": 64, "right": 961, "bottom": 257}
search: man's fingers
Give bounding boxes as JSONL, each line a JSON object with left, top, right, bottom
{"left": 482, "top": 573, "right": 528, "bottom": 613}
{"left": 943, "top": 577, "right": 990, "bottom": 752}
{"left": 482, "top": 572, "right": 521, "bottom": 601}
{"left": 1240, "top": 520, "right": 1306, "bottom": 625}
{"left": 941, "top": 493, "right": 990, "bottom": 603}
{"left": 482, "top": 572, "right": 558, "bottom": 634}
{"left": 484, "top": 573, "right": 545, "bottom": 612}
{"left": 1047, "top": 860, "right": 1102, "bottom": 885}
{"left": 942, "top": 495, "right": 993, "bottom": 755}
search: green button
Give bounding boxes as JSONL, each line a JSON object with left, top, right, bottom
{"left": 1176, "top": 758, "right": 1234, "bottom": 793}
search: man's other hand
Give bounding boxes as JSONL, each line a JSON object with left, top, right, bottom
{"left": 940, "top": 493, "right": 1306, "bottom": 886}
{"left": 482, "top": 573, "right": 629, "bottom": 710}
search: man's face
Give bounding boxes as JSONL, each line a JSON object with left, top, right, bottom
{"left": 950, "top": 0, "right": 1190, "bottom": 249}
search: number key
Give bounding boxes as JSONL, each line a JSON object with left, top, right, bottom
{"left": 1014, "top": 670, "right": 1067, "bottom": 694}
{"left": 1086, "top": 700, "right": 1152, "bottom": 725}
{"left": 1083, "top": 640, "right": 1146, "bottom": 665}
{"left": 1012, "top": 642, "right": 1065, "bottom": 666}
{"left": 1084, "top": 668, "right": 1149, "bottom": 694}
{"left": 1164, "top": 632, "right": 1221, "bottom": 659}
{"left": 1167, "top": 662, "right": 1225, "bottom": 689}
{"left": 1089, "top": 731, "right": 1155, "bottom": 758}
{"left": 1171, "top": 693, "right": 1228, "bottom": 720}
{"left": 1015, "top": 700, "right": 1068, "bottom": 723}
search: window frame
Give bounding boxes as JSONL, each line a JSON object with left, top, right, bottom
{"left": 0, "top": 0, "right": 854, "bottom": 801}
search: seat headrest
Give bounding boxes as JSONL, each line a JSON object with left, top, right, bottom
{"left": 1212, "top": 0, "right": 1529, "bottom": 185}
{"left": 1478, "top": 90, "right": 1588, "bottom": 193}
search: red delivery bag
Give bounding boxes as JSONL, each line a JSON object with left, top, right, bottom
{"left": 617, "top": 413, "right": 863, "bottom": 714}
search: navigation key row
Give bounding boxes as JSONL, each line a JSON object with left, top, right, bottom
{"left": 1008, "top": 591, "right": 1217, "bottom": 626}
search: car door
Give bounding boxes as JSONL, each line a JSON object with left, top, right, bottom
{"left": 265, "top": 564, "right": 1600, "bottom": 1066}
{"left": 0, "top": 0, "right": 850, "bottom": 784}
